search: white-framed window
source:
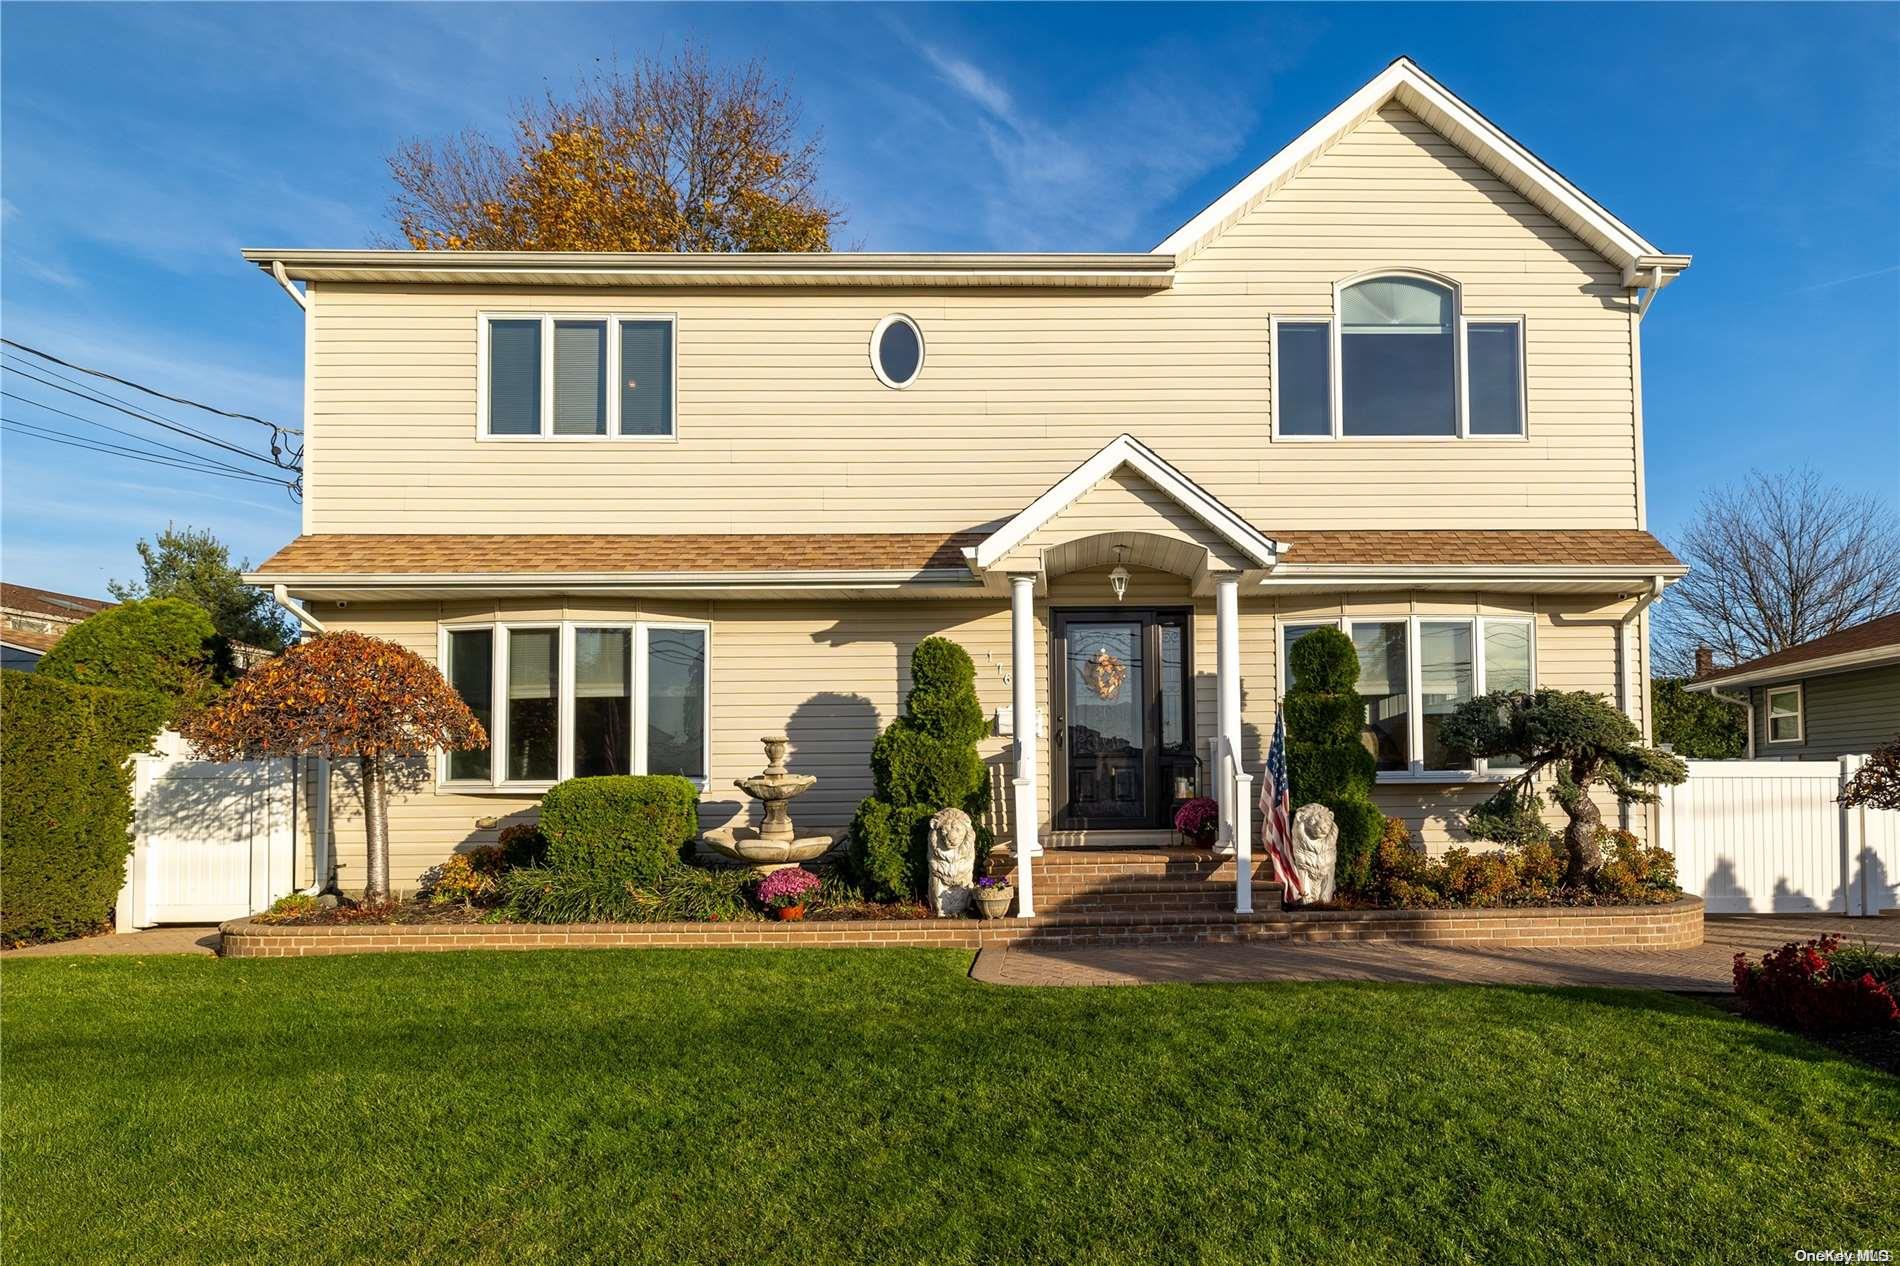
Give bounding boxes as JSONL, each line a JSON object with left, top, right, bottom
{"left": 1765, "top": 684, "right": 1804, "bottom": 744}
{"left": 478, "top": 313, "right": 676, "bottom": 440}
{"left": 869, "top": 313, "right": 924, "bottom": 389}
{"left": 438, "top": 620, "right": 709, "bottom": 790}
{"left": 1277, "top": 615, "right": 1536, "bottom": 781}
{"left": 1270, "top": 271, "right": 1526, "bottom": 441}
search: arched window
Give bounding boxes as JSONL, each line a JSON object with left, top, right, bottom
{"left": 1340, "top": 276, "right": 1456, "bottom": 436}
{"left": 1271, "top": 271, "right": 1525, "bottom": 440}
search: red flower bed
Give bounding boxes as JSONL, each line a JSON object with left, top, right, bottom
{"left": 1733, "top": 934, "right": 1899, "bottom": 1034}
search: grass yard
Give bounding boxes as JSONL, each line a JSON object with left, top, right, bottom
{"left": 3, "top": 950, "right": 1895, "bottom": 1265}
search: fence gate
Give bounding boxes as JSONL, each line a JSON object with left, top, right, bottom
{"left": 116, "top": 731, "right": 299, "bottom": 929}
{"left": 1657, "top": 756, "right": 1899, "bottom": 916}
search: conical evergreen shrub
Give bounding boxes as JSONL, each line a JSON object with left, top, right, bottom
{"left": 849, "top": 637, "right": 990, "bottom": 900}
{"left": 1282, "top": 627, "right": 1385, "bottom": 892}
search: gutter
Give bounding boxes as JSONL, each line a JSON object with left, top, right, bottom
{"left": 1707, "top": 686, "right": 1756, "bottom": 759}
{"left": 1684, "top": 645, "right": 1900, "bottom": 693}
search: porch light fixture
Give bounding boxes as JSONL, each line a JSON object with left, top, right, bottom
{"left": 1108, "top": 545, "right": 1130, "bottom": 603}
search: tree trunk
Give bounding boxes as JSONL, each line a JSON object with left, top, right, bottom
{"left": 361, "top": 755, "right": 390, "bottom": 904}
{"left": 1562, "top": 757, "right": 1604, "bottom": 886}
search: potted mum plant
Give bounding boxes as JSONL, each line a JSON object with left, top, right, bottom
{"left": 1173, "top": 796, "right": 1219, "bottom": 848}
{"left": 757, "top": 866, "right": 820, "bottom": 921}
{"left": 974, "top": 874, "right": 1014, "bottom": 919}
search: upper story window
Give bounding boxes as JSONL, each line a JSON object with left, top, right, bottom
{"left": 440, "top": 620, "right": 709, "bottom": 790}
{"left": 482, "top": 314, "right": 675, "bottom": 439}
{"left": 1272, "top": 272, "right": 1525, "bottom": 440}
{"left": 870, "top": 314, "right": 924, "bottom": 389}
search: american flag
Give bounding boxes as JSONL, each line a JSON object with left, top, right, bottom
{"left": 1259, "top": 711, "right": 1302, "bottom": 900}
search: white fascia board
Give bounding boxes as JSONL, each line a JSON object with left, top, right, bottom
{"left": 1684, "top": 645, "right": 1900, "bottom": 693}
{"left": 970, "top": 434, "right": 1282, "bottom": 570}
{"left": 1153, "top": 58, "right": 1671, "bottom": 273}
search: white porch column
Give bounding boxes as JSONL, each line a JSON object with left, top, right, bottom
{"left": 1009, "top": 574, "right": 1039, "bottom": 918}
{"left": 1215, "top": 576, "right": 1243, "bottom": 855}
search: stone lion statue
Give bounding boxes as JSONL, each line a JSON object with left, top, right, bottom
{"left": 927, "top": 807, "right": 978, "bottom": 917}
{"left": 1290, "top": 803, "right": 1338, "bottom": 905}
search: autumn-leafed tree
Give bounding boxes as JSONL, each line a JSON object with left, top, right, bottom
{"left": 1655, "top": 468, "right": 1900, "bottom": 675}
{"left": 387, "top": 47, "right": 842, "bottom": 252}
{"left": 1840, "top": 736, "right": 1900, "bottom": 813}
{"left": 178, "top": 631, "right": 486, "bottom": 902}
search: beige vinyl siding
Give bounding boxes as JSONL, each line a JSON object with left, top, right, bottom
{"left": 303, "top": 105, "right": 1638, "bottom": 537}
{"left": 304, "top": 584, "right": 1644, "bottom": 893}
{"left": 1750, "top": 666, "right": 1900, "bottom": 761}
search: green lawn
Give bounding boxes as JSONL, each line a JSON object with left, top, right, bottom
{"left": 3, "top": 950, "right": 1895, "bottom": 1265}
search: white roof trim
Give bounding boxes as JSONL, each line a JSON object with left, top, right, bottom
{"left": 970, "top": 434, "right": 1282, "bottom": 570}
{"left": 1153, "top": 57, "right": 1683, "bottom": 275}
{"left": 1685, "top": 644, "right": 1900, "bottom": 693}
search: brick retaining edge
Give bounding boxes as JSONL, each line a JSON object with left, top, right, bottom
{"left": 218, "top": 896, "right": 1703, "bottom": 958}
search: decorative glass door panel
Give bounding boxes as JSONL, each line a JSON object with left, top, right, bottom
{"left": 1054, "top": 610, "right": 1194, "bottom": 831}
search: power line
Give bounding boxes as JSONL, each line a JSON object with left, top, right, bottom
{"left": 0, "top": 362, "right": 295, "bottom": 473}
{"left": 3, "top": 390, "right": 278, "bottom": 478}
{"left": 0, "top": 337, "right": 301, "bottom": 436}
{"left": 1, "top": 416, "right": 298, "bottom": 488}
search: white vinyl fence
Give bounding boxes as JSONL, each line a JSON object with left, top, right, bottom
{"left": 1658, "top": 756, "right": 1900, "bottom": 916}
{"left": 114, "top": 730, "right": 315, "bottom": 930}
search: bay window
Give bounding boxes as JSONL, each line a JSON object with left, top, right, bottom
{"left": 1278, "top": 615, "right": 1537, "bottom": 779}
{"left": 440, "top": 620, "right": 710, "bottom": 788}
{"left": 481, "top": 313, "right": 676, "bottom": 439}
{"left": 1270, "top": 272, "right": 1526, "bottom": 440}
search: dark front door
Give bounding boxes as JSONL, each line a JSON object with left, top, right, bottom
{"left": 1054, "top": 609, "right": 1193, "bottom": 830}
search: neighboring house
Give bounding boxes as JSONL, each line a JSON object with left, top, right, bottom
{"left": 244, "top": 58, "right": 1693, "bottom": 899}
{"left": 0, "top": 583, "right": 112, "bottom": 670}
{"left": 1687, "top": 613, "right": 1900, "bottom": 761}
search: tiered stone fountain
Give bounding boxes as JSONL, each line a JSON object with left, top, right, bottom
{"left": 700, "top": 736, "right": 835, "bottom": 872}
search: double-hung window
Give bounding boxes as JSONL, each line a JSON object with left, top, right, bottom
{"left": 1765, "top": 685, "right": 1804, "bottom": 744}
{"left": 439, "top": 621, "right": 709, "bottom": 789}
{"left": 1279, "top": 615, "right": 1536, "bottom": 779}
{"left": 482, "top": 314, "right": 676, "bottom": 439}
{"left": 1272, "top": 272, "right": 1526, "bottom": 439}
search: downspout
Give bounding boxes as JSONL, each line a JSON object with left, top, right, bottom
{"left": 271, "top": 583, "right": 333, "bottom": 895}
{"left": 270, "top": 260, "right": 310, "bottom": 311}
{"left": 1709, "top": 686, "right": 1756, "bottom": 759}
{"left": 1618, "top": 575, "right": 1667, "bottom": 833}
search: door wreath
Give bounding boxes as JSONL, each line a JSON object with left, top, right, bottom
{"left": 1081, "top": 646, "right": 1128, "bottom": 701}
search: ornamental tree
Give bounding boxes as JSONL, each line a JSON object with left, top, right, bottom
{"left": 1839, "top": 736, "right": 1900, "bottom": 812}
{"left": 177, "top": 631, "right": 485, "bottom": 902}
{"left": 1440, "top": 689, "right": 1688, "bottom": 885}
{"left": 1282, "top": 628, "right": 1385, "bottom": 892}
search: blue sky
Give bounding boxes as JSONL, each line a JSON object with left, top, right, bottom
{"left": 2, "top": 2, "right": 1895, "bottom": 597}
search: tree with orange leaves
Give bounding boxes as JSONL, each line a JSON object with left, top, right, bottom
{"left": 178, "top": 631, "right": 486, "bottom": 902}
{"left": 387, "top": 46, "right": 842, "bottom": 253}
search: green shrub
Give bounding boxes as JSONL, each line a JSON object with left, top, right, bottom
{"left": 496, "top": 823, "right": 549, "bottom": 869}
{"left": 0, "top": 671, "right": 168, "bottom": 944}
{"left": 1365, "top": 820, "right": 1677, "bottom": 910}
{"left": 35, "top": 597, "right": 232, "bottom": 719}
{"left": 260, "top": 893, "right": 320, "bottom": 922}
{"left": 537, "top": 774, "right": 702, "bottom": 885}
{"left": 502, "top": 861, "right": 757, "bottom": 923}
{"left": 1282, "top": 627, "right": 1384, "bottom": 892}
{"left": 849, "top": 637, "right": 990, "bottom": 901}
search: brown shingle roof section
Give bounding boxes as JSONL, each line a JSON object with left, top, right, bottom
{"left": 0, "top": 627, "right": 64, "bottom": 653}
{"left": 1695, "top": 611, "right": 1900, "bottom": 686}
{"left": 254, "top": 533, "right": 987, "bottom": 576}
{"left": 0, "top": 583, "right": 111, "bottom": 619}
{"left": 253, "top": 529, "right": 1681, "bottom": 577}
{"left": 1275, "top": 529, "right": 1682, "bottom": 568}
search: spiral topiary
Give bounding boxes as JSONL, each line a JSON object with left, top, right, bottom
{"left": 848, "top": 637, "right": 990, "bottom": 900}
{"left": 1282, "top": 627, "right": 1385, "bottom": 892}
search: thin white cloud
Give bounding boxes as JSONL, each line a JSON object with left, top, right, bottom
{"left": 917, "top": 43, "right": 1016, "bottom": 120}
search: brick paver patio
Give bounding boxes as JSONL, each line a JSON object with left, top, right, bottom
{"left": 970, "top": 914, "right": 1900, "bottom": 989}
{"left": 1, "top": 925, "right": 221, "bottom": 959}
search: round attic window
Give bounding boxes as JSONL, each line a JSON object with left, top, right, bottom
{"left": 870, "top": 314, "right": 924, "bottom": 389}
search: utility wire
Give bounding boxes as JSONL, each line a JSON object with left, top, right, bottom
{"left": 0, "top": 362, "right": 295, "bottom": 473}
{"left": 3, "top": 390, "right": 278, "bottom": 478}
{"left": 1, "top": 416, "right": 297, "bottom": 488}
{"left": 0, "top": 337, "right": 301, "bottom": 435}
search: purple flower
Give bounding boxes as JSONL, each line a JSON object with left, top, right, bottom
{"left": 1173, "top": 797, "right": 1219, "bottom": 836}
{"left": 757, "top": 866, "right": 821, "bottom": 908}
{"left": 976, "top": 875, "right": 1009, "bottom": 890}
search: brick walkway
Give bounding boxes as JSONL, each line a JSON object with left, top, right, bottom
{"left": 1, "top": 925, "right": 221, "bottom": 959}
{"left": 971, "top": 915, "right": 1900, "bottom": 989}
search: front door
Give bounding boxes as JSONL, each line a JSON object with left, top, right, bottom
{"left": 1053, "top": 609, "right": 1193, "bottom": 830}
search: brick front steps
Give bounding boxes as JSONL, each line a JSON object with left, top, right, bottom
{"left": 998, "top": 847, "right": 1283, "bottom": 916}
{"left": 219, "top": 897, "right": 1702, "bottom": 958}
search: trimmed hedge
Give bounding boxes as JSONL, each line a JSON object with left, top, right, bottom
{"left": 35, "top": 597, "right": 231, "bottom": 719}
{"left": 849, "top": 637, "right": 990, "bottom": 901}
{"left": 0, "top": 670, "right": 168, "bottom": 944}
{"left": 1283, "top": 627, "right": 1385, "bottom": 893}
{"left": 536, "top": 775, "right": 702, "bottom": 886}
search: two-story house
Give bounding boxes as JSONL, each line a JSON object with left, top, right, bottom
{"left": 246, "top": 58, "right": 1690, "bottom": 908}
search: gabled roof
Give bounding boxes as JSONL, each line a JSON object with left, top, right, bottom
{"left": 1153, "top": 57, "right": 1689, "bottom": 283}
{"left": 969, "top": 434, "right": 1283, "bottom": 571}
{"left": 1688, "top": 612, "right": 1900, "bottom": 692}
